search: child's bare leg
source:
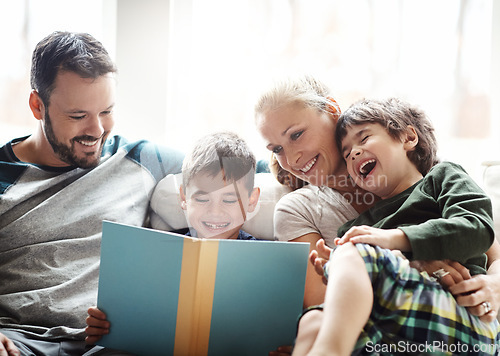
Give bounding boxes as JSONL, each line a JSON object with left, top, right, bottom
{"left": 292, "top": 309, "right": 323, "bottom": 356}
{"left": 307, "top": 242, "right": 373, "bottom": 356}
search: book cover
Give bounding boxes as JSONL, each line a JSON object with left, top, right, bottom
{"left": 97, "top": 221, "right": 309, "bottom": 356}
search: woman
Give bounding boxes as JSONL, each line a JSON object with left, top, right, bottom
{"left": 254, "top": 76, "right": 500, "bottom": 355}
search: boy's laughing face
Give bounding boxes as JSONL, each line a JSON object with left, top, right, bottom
{"left": 181, "top": 172, "right": 259, "bottom": 239}
{"left": 341, "top": 123, "right": 422, "bottom": 199}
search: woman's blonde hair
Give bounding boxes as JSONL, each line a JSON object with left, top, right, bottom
{"left": 255, "top": 75, "right": 339, "bottom": 190}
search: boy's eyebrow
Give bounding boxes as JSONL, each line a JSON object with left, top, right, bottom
{"left": 191, "top": 190, "right": 209, "bottom": 196}
{"left": 353, "top": 127, "right": 368, "bottom": 139}
{"left": 348, "top": 127, "right": 370, "bottom": 143}
{"left": 191, "top": 189, "right": 238, "bottom": 196}
{"left": 341, "top": 127, "right": 368, "bottom": 156}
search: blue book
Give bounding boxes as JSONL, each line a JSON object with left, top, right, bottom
{"left": 97, "top": 221, "right": 309, "bottom": 356}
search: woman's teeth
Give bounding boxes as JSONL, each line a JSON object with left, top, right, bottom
{"left": 300, "top": 156, "right": 317, "bottom": 173}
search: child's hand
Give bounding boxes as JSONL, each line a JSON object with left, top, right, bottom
{"left": 335, "top": 226, "right": 411, "bottom": 251}
{"left": 309, "top": 239, "right": 333, "bottom": 285}
{"left": 85, "top": 306, "right": 110, "bottom": 345}
{"left": 268, "top": 345, "right": 293, "bottom": 356}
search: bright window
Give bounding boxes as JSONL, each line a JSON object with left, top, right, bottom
{"left": 0, "top": 0, "right": 497, "bottom": 181}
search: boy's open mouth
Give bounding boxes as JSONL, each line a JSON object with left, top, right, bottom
{"left": 359, "top": 159, "right": 376, "bottom": 179}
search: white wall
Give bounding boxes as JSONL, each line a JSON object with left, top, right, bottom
{"left": 112, "top": 0, "right": 170, "bottom": 144}
{"left": 491, "top": 0, "right": 500, "bottom": 155}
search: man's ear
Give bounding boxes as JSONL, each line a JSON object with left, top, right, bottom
{"left": 179, "top": 185, "right": 187, "bottom": 210}
{"left": 403, "top": 125, "right": 419, "bottom": 151}
{"left": 247, "top": 187, "right": 260, "bottom": 213}
{"left": 29, "top": 90, "right": 45, "bottom": 121}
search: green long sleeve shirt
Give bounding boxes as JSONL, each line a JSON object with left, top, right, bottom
{"left": 338, "top": 161, "right": 495, "bottom": 275}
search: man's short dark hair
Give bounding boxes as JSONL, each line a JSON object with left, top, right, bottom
{"left": 31, "top": 31, "right": 117, "bottom": 105}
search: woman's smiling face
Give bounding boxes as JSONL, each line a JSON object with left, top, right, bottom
{"left": 256, "top": 102, "right": 346, "bottom": 187}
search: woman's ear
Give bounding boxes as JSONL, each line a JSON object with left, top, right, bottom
{"left": 247, "top": 187, "right": 261, "bottom": 213}
{"left": 403, "top": 125, "right": 419, "bottom": 151}
{"left": 29, "top": 90, "right": 45, "bottom": 121}
{"left": 179, "top": 185, "right": 187, "bottom": 210}
{"left": 326, "top": 96, "right": 341, "bottom": 117}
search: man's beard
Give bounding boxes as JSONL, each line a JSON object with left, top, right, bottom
{"left": 44, "top": 110, "right": 106, "bottom": 169}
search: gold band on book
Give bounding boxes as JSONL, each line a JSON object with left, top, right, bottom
{"left": 174, "top": 238, "right": 219, "bottom": 356}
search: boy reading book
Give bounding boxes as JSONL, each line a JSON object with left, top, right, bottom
{"left": 179, "top": 131, "right": 260, "bottom": 240}
{"left": 85, "top": 131, "right": 261, "bottom": 346}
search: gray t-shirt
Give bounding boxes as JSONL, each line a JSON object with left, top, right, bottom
{"left": 0, "top": 135, "right": 183, "bottom": 340}
{"left": 274, "top": 184, "right": 358, "bottom": 248}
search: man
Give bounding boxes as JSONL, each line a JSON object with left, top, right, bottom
{"left": 0, "top": 31, "right": 183, "bottom": 355}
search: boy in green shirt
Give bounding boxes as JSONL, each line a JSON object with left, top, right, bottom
{"left": 295, "top": 98, "right": 499, "bottom": 356}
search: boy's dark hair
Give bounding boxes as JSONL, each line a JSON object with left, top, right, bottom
{"left": 31, "top": 31, "right": 117, "bottom": 105}
{"left": 182, "top": 132, "right": 256, "bottom": 194}
{"left": 336, "top": 98, "right": 439, "bottom": 175}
